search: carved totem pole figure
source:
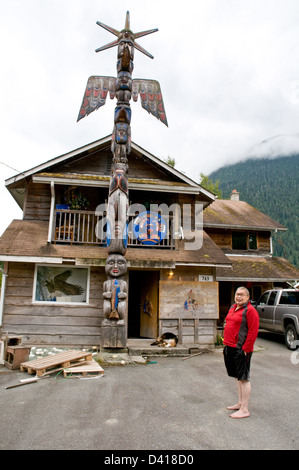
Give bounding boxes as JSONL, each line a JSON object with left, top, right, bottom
{"left": 77, "top": 11, "right": 167, "bottom": 347}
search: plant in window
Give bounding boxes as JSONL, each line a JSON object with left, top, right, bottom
{"left": 67, "top": 190, "right": 90, "bottom": 210}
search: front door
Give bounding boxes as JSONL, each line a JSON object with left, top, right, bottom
{"left": 128, "top": 271, "right": 159, "bottom": 338}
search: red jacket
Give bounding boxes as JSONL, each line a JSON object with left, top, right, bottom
{"left": 223, "top": 301, "right": 259, "bottom": 353}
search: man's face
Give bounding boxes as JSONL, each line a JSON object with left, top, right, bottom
{"left": 105, "top": 254, "right": 127, "bottom": 278}
{"left": 235, "top": 289, "right": 249, "bottom": 307}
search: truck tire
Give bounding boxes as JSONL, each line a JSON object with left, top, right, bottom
{"left": 285, "top": 324, "right": 298, "bottom": 350}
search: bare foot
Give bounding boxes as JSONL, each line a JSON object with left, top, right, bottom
{"left": 227, "top": 404, "right": 240, "bottom": 410}
{"left": 229, "top": 410, "right": 250, "bottom": 419}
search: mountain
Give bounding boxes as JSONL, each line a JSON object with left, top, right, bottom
{"left": 209, "top": 154, "right": 299, "bottom": 268}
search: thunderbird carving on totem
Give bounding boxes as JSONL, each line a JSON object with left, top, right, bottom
{"left": 77, "top": 11, "right": 168, "bottom": 133}
{"left": 77, "top": 12, "right": 167, "bottom": 341}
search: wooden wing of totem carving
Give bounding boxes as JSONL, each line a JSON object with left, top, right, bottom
{"left": 77, "top": 76, "right": 168, "bottom": 127}
{"left": 132, "top": 79, "right": 168, "bottom": 127}
{"left": 77, "top": 76, "right": 116, "bottom": 122}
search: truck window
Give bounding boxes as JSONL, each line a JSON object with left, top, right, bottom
{"left": 258, "top": 292, "right": 269, "bottom": 305}
{"left": 268, "top": 291, "right": 277, "bottom": 306}
{"left": 279, "top": 291, "right": 299, "bottom": 305}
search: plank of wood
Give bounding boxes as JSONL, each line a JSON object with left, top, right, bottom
{"left": 63, "top": 359, "right": 104, "bottom": 377}
{"left": 5, "top": 379, "right": 38, "bottom": 389}
{"left": 38, "top": 360, "right": 88, "bottom": 377}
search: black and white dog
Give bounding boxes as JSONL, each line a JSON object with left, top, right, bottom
{"left": 151, "top": 332, "right": 178, "bottom": 348}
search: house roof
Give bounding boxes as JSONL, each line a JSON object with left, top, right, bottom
{"left": 216, "top": 255, "right": 299, "bottom": 281}
{"left": 0, "top": 219, "right": 231, "bottom": 269}
{"left": 5, "top": 135, "right": 215, "bottom": 208}
{"left": 32, "top": 172, "right": 200, "bottom": 195}
{"left": 203, "top": 199, "right": 286, "bottom": 231}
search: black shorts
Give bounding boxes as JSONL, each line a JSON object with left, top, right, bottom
{"left": 223, "top": 346, "right": 252, "bottom": 381}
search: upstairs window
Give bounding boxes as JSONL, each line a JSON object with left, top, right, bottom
{"left": 232, "top": 232, "right": 247, "bottom": 250}
{"left": 232, "top": 231, "right": 258, "bottom": 250}
{"left": 248, "top": 232, "right": 257, "bottom": 250}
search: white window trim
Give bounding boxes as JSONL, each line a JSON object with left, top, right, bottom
{"left": 32, "top": 264, "right": 90, "bottom": 305}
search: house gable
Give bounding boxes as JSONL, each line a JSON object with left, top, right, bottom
{"left": 6, "top": 136, "right": 214, "bottom": 210}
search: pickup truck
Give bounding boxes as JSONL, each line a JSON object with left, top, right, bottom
{"left": 255, "top": 289, "right": 299, "bottom": 349}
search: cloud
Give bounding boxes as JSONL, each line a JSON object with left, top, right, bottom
{"left": 247, "top": 133, "right": 299, "bottom": 158}
{"left": 1, "top": 0, "right": 299, "bottom": 234}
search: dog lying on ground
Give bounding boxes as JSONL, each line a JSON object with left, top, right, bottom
{"left": 151, "top": 332, "right": 178, "bottom": 348}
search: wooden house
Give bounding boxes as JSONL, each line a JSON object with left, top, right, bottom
{"left": 203, "top": 189, "right": 299, "bottom": 323}
{"left": 0, "top": 136, "right": 230, "bottom": 349}
{"left": 1, "top": 138, "right": 298, "bottom": 348}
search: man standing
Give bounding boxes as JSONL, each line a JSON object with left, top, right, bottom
{"left": 223, "top": 286, "right": 259, "bottom": 419}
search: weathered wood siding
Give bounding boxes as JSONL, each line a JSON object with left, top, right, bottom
{"left": 23, "top": 182, "right": 51, "bottom": 221}
{"left": 158, "top": 278, "right": 218, "bottom": 346}
{"left": 206, "top": 229, "right": 271, "bottom": 253}
{"left": 128, "top": 153, "right": 178, "bottom": 181}
{"left": 51, "top": 147, "right": 182, "bottom": 182}
{"left": 2, "top": 262, "right": 104, "bottom": 347}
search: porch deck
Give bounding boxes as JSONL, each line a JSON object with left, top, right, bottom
{"left": 126, "top": 338, "right": 205, "bottom": 357}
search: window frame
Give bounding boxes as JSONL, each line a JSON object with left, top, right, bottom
{"left": 32, "top": 264, "right": 90, "bottom": 305}
{"left": 232, "top": 231, "right": 258, "bottom": 251}
{"left": 248, "top": 232, "right": 257, "bottom": 250}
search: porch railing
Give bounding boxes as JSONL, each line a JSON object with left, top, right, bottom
{"left": 53, "top": 209, "right": 105, "bottom": 245}
{"left": 52, "top": 209, "right": 174, "bottom": 248}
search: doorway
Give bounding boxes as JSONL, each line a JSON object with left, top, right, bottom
{"left": 128, "top": 270, "right": 159, "bottom": 338}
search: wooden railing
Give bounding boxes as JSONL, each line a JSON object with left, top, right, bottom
{"left": 127, "top": 214, "right": 174, "bottom": 249}
{"left": 53, "top": 209, "right": 105, "bottom": 245}
{"left": 52, "top": 209, "right": 174, "bottom": 248}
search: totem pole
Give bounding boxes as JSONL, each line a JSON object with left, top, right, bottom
{"left": 77, "top": 11, "right": 167, "bottom": 348}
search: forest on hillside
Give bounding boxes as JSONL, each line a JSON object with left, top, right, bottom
{"left": 209, "top": 154, "right": 299, "bottom": 268}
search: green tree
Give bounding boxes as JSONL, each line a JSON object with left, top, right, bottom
{"left": 209, "top": 155, "right": 299, "bottom": 268}
{"left": 165, "top": 156, "right": 176, "bottom": 168}
{"left": 199, "top": 173, "right": 222, "bottom": 198}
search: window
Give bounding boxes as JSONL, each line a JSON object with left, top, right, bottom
{"left": 232, "top": 231, "right": 257, "bottom": 250}
{"left": 257, "top": 292, "right": 269, "bottom": 305}
{"left": 268, "top": 291, "right": 277, "bottom": 305}
{"left": 34, "top": 265, "right": 89, "bottom": 304}
{"left": 232, "top": 232, "right": 247, "bottom": 250}
{"left": 248, "top": 232, "right": 257, "bottom": 250}
{"left": 279, "top": 291, "right": 299, "bottom": 305}
{"left": 252, "top": 285, "right": 262, "bottom": 300}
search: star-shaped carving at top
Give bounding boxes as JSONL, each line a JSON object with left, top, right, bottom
{"left": 95, "top": 11, "right": 158, "bottom": 59}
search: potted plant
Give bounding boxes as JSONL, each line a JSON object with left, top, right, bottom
{"left": 67, "top": 189, "right": 90, "bottom": 210}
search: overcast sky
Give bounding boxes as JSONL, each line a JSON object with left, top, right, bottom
{"left": 1, "top": 0, "right": 299, "bottom": 235}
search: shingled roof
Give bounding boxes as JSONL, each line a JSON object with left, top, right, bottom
{"left": 204, "top": 199, "right": 286, "bottom": 231}
{"left": 216, "top": 255, "right": 299, "bottom": 281}
{"left": 0, "top": 219, "right": 231, "bottom": 269}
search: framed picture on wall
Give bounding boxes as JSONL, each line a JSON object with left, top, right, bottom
{"left": 33, "top": 265, "right": 89, "bottom": 304}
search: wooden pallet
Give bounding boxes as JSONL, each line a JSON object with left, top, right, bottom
{"left": 63, "top": 359, "right": 104, "bottom": 377}
{"left": 20, "top": 350, "right": 93, "bottom": 377}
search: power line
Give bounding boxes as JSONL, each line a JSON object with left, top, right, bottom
{"left": 0, "top": 161, "right": 20, "bottom": 173}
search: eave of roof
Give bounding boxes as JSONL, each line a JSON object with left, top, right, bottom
{"left": 204, "top": 223, "right": 287, "bottom": 231}
{"left": 0, "top": 220, "right": 230, "bottom": 268}
{"left": 32, "top": 172, "right": 201, "bottom": 194}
